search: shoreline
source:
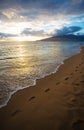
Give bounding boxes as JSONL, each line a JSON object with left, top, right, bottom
{"left": 0, "top": 47, "right": 81, "bottom": 109}
{"left": 0, "top": 47, "right": 84, "bottom": 130}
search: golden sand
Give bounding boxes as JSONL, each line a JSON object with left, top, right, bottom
{"left": 0, "top": 47, "right": 84, "bottom": 130}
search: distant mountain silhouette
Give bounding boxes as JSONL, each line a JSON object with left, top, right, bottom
{"left": 41, "top": 35, "right": 84, "bottom": 42}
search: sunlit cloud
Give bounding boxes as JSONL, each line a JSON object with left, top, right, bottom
{"left": 0, "top": 22, "right": 30, "bottom": 34}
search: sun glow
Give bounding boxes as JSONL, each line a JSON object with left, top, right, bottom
{"left": 16, "top": 37, "right": 25, "bottom": 41}
{"left": 14, "top": 36, "right": 44, "bottom": 41}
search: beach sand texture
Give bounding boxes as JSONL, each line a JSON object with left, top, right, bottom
{"left": 0, "top": 47, "right": 84, "bottom": 130}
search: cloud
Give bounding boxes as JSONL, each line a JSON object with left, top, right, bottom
{"left": 17, "top": 0, "right": 84, "bottom": 18}
{"left": 0, "top": 0, "right": 84, "bottom": 40}
{"left": 69, "top": 14, "right": 84, "bottom": 23}
{"left": 21, "top": 28, "right": 33, "bottom": 35}
{"left": 21, "top": 28, "right": 46, "bottom": 37}
{"left": 54, "top": 26, "right": 82, "bottom": 36}
{"left": 0, "top": 12, "right": 9, "bottom": 21}
{"left": 24, "top": 0, "right": 84, "bottom": 15}
{"left": 0, "top": 0, "right": 84, "bottom": 17}
{"left": 0, "top": 0, "right": 84, "bottom": 26}
{"left": 0, "top": 32, "right": 17, "bottom": 38}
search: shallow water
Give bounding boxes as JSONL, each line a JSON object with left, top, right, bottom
{"left": 0, "top": 41, "right": 84, "bottom": 108}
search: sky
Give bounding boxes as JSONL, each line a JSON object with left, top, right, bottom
{"left": 0, "top": 0, "right": 84, "bottom": 41}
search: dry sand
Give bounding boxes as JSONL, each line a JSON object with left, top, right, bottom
{"left": 0, "top": 47, "right": 84, "bottom": 130}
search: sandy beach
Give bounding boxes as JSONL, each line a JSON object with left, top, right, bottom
{"left": 0, "top": 47, "right": 84, "bottom": 130}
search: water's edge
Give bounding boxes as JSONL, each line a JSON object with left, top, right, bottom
{"left": 0, "top": 46, "right": 82, "bottom": 109}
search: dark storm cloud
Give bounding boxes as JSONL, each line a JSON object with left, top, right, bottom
{"left": 0, "top": 33, "right": 16, "bottom": 38}
{"left": 55, "top": 26, "right": 82, "bottom": 36}
{"left": 0, "top": 0, "right": 21, "bottom": 9}
{"left": 0, "top": 0, "right": 84, "bottom": 16}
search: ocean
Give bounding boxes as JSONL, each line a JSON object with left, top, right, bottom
{"left": 0, "top": 41, "right": 84, "bottom": 108}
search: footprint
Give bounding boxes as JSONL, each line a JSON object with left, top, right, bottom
{"left": 71, "top": 98, "right": 77, "bottom": 103}
{"left": 67, "top": 102, "right": 75, "bottom": 108}
{"left": 75, "top": 69, "right": 78, "bottom": 72}
{"left": 73, "top": 83, "right": 79, "bottom": 86}
{"left": 72, "top": 120, "right": 84, "bottom": 130}
{"left": 56, "top": 82, "right": 60, "bottom": 85}
{"left": 45, "top": 88, "right": 50, "bottom": 92}
{"left": 74, "top": 83, "right": 80, "bottom": 86}
{"left": 29, "top": 96, "right": 36, "bottom": 101}
{"left": 70, "top": 73, "right": 73, "bottom": 75}
{"left": 80, "top": 80, "right": 84, "bottom": 83}
{"left": 65, "top": 77, "right": 69, "bottom": 80}
{"left": 11, "top": 110, "right": 21, "bottom": 117}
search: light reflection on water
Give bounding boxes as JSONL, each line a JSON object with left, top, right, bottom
{"left": 0, "top": 41, "right": 62, "bottom": 77}
{"left": 0, "top": 41, "right": 84, "bottom": 107}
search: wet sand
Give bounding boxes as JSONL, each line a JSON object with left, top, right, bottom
{"left": 0, "top": 47, "right": 84, "bottom": 130}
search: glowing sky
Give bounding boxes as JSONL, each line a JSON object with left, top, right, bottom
{"left": 0, "top": 0, "right": 84, "bottom": 41}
